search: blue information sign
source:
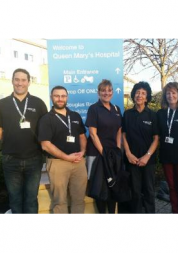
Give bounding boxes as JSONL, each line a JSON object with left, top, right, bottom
{"left": 47, "top": 39, "right": 123, "bottom": 122}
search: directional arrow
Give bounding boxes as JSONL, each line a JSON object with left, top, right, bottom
{"left": 116, "top": 88, "right": 121, "bottom": 94}
{"left": 115, "top": 68, "right": 120, "bottom": 74}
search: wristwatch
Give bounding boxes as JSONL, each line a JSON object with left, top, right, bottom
{"left": 147, "top": 152, "right": 151, "bottom": 156}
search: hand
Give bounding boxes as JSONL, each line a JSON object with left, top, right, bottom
{"left": 67, "top": 153, "right": 82, "bottom": 163}
{"left": 75, "top": 151, "right": 85, "bottom": 160}
{"left": 126, "top": 152, "right": 139, "bottom": 165}
{"left": 137, "top": 154, "right": 150, "bottom": 167}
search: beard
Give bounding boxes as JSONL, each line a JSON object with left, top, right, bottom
{"left": 53, "top": 101, "right": 67, "bottom": 110}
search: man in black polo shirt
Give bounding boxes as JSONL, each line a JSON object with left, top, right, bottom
{"left": 122, "top": 81, "right": 159, "bottom": 213}
{"left": 38, "top": 86, "right": 87, "bottom": 213}
{"left": 0, "top": 68, "right": 47, "bottom": 213}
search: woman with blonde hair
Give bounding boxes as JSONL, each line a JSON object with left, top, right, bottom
{"left": 85, "top": 79, "right": 122, "bottom": 213}
{"left": 157, "top": 82, "right": 178, "bottom": 213}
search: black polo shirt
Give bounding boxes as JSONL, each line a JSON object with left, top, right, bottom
{"left": 122, "top": 106, "right": 158, "bottom": 165}
{"left": 0, "top": 93, "right": 47, "bottom": 158}
{"left": 85, "top": 100, "right": 122, "bottom": 156}
{"left": 157, "top": 108, "right": 178, "bottom": 164}
{"left": 38, "top": 107, "right": 86, "bottom": 156}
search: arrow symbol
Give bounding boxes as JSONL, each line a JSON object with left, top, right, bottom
{"left": 116, "top": 88, "right": 121, "bottom": 94}
{"left": 115, "top": 68, "right": 120, "bottom": 74}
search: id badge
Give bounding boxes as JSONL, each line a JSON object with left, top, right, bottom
{"left": 66, "top": 136, "right": 75, "bottom": 143}
{"left": 165, "top": 136, "right": 174, "bottom": 144}
{"left": 20, "top": 121, "right": 31, "bottom": 129}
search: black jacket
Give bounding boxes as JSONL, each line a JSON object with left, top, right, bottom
{"left": 87, "top": 147, "right": 131, "bottom": 202}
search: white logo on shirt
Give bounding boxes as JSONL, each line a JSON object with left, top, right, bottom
{"left": 27, "top": 108, "right": 36, "bottom": 112}
{"left": 143, "top": 121, "right": 152, "bottom": 125}
{"left": 72, "top": 121, "right": 79, "bottom": 124}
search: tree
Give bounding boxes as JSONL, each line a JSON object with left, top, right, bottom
{"left": 124, "top": 39, "right": 178, "bottom": 89}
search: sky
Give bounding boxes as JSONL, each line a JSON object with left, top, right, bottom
{"left": 128, "top": 63, "right": 162, "bottom": 92}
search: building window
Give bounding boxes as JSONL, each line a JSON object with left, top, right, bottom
{"left": 42, "top": 57, "right": 47, "bottom": 64}
{"left": 0, "top": 71, "right": 6, "bottom": 78}
{"left": 31, "top": 76, "right": 37, "bottom": 83}
{"left": 24, "top": 53, "right": 28, "bottom": 60}
{"left": 14, "top": 51, "right": 18, "bottom": 58}
{"left": 29, "top": 54, "right": 33, "bottom": 62}
{"left": 24, "top": 53, "right": 33, "bottom": 61}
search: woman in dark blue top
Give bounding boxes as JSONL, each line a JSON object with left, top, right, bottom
{"left": 85, "top": 79, "right": 122, "bottom": 213}
{"left": 122, "top": 82, "right": 159, "bottom": 213}
{"left": 157, "top": 82, "right": 178, "bottom": 213}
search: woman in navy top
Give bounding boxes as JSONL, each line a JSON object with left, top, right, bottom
{"left": 85, "top": 79, "right": 122, "bottom": 213}
{"left": 122, "top": 82, "right": 159, "bottom": 213}
{"left": 157, "top": 82, "right": 178, "bottom": 213}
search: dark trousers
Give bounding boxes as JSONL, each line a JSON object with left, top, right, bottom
{"left": 95, "top": 199, "right": 116, "bottom": 213}
{"left": 2, "top": 155, "right": 43, "bottom": 213}
{"left": 163, "top": 164, "right": 178, "bottom": 213}
{"left": 127, "top": 164, "right": 155, "bottom": 213}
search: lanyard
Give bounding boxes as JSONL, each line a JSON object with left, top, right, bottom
{"left": 55, "top": 114, "right": 72, "bottom": 135}
{"left": 167, "top": 107, "right": 176, "bottom": 137}
{"left": 13, "top": 97, "right": 28, "bottom": 122}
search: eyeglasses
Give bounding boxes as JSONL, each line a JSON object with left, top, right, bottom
{"left": 52, "top": 94, "right": 68, "bottom": 99}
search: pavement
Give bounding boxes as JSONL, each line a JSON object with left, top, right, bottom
{"left": 155, "top": 197, "right": 172, "bottom": 214}
{"left": 0, "top": 186, "right": 172, "bottom": 214}
{"left": 155, "top": 182, "right": 172, "bottom": 213}
{"left": 1, "top": 200, "right": 172, "bottom": 214}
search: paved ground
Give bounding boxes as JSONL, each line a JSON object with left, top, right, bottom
{"left": 1, "top": 199, "right": 172, "bottom": 214}
{"left": 155, "top": 183, "right": 172, "bottom": 213}
{"left": 1, "top": 200, "right": 172, "bottom": 214}
{"left": 155, "top": 197, "right": 172, "bottom": 213}
{"left": 0, "top": 187, "right": 172, "bottom": 214}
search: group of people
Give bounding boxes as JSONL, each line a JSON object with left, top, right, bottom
{"left": 0, "top": 68, "right": 178, "bottom": 214}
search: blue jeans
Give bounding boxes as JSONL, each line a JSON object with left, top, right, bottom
{"left": 2, "top": 155, "right": 43, "bottom": 213}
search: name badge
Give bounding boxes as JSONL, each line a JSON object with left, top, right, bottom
{"left": 66, "top": 136, "right": 75, "bottom": 143}
{"left": 165, "top": 136, "right": 174, "bottom": 144}
{"left": 20, "top": 121, "right": 31, "bottom": 129}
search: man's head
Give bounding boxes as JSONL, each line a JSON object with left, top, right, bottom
{"left": 51, "top": 86, "right": 68, "bottom": 110}
{"left": 12, "top": 68, "right": 30, "bottom": 96}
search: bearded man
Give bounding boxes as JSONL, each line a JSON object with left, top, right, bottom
{"left": 38, "top": 86, "right": 87, "bottom": 213}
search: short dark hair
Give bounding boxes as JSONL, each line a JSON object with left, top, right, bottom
{"left": 51, "top": 85, "right": 68, "bottom": 95}
{"left": 12, "top": 68, "right": 30, "bottom": 82}
{"left": 161, "top": 82, "right": 178, "bottom": 109}
{"left": 98, "top": 79, "right": 113, "bottom": 91}
{"left": 131, "top": 81, "right": 152, "bottom": 105}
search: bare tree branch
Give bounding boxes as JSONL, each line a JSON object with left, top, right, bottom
{"left": 124, "top": 39, "right": 178, "bottom": 89}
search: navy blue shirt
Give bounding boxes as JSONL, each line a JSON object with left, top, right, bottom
{"left": 0, "top": 93, "right": 47, "bottom": 158}
{"left": 157, "top": 108, "right": 178, "bottom": 164}
{"left": 85, "top": 100, "right": 122, "bottom": 156}
{"left": 38, "top": 107, "right": 86, "bottom": 156}
{"left": 122, "top": 106, "right": 158, "bottom": 165}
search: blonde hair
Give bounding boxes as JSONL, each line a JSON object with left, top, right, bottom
{"left": 98, "top": 79, "right": 113, "bottom": 91}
